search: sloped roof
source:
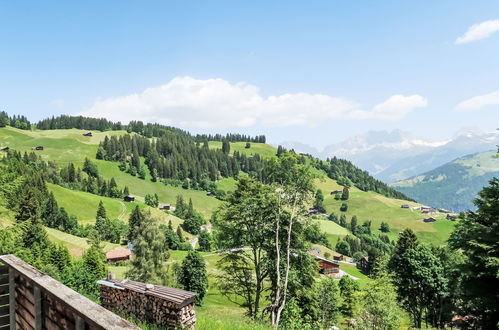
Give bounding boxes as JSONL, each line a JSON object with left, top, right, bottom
{"left": 106, "top": 248, "right": 132, "bottom": 260}
{"left": 107, "top": 278, "right": 196, "bottom": 307}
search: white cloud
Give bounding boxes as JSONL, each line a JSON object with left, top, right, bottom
{"left": 80, "top": 77, "right": 426, "bottom": 128}
{"left": 455, "top": 19, "right": 499, "bottom": 44}
{"left": 456, "top": 91, "right": 499, "bottom": 111}
{"left": 370, "top": 94, "right": 428, "bottom": 120}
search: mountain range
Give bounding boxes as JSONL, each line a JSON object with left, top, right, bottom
{"left": 280, "top": 128, "right": 499, "bottom": 183}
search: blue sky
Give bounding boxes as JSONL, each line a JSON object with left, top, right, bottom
{"left": 1, "top": 1, "right": 498, "bottom": 148}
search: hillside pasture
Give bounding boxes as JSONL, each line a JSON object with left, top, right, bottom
{"left": 208, "top": 141, "right": 277, "bottom": 158}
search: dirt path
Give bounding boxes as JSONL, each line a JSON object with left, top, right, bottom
{"left": 118, "top": 201, "right": 127, "bottom": 221}
{"left": 190, "top": 237, "right": 198, "bottom": 249}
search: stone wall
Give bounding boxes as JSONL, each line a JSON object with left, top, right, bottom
{"left": 100, "top": 285, "right": 196, "bottom": 329}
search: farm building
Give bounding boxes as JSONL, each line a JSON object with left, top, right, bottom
{"left": 333, "top": 253, "right": 345, "bottom": 261}
{"left": 438, "top": 208, "right": 452, "bottom": 213}
{"left": 422, "top": 208, "right": 436, "bottom": 214}
{"left": 99, "top": 277, "right": 196, "bottom": 328}
{"left": 159, "top": 203, "right": 171, "bottom": 210}
{"left": 0, "top": 146, "right": 9, "bottom": 152}
{"left": 357, "top": 256, "right": 369, "bottom": 273}
{"left": 423, "top": 217, "right": 437, "bottom": 223}
{"left": 124, "top": 195, "right": 135, "bottom": 202}
{"left": 106, "top": 248, "right": 132, "bottom": 263}
{"left": 314, "top": 256, "right": 340, "bottom": 275}
{"left": 83, "top": 132, "right": 93, "bottom": 136}
{"left": 447, "top": 213, "right": 458, "bottom": 220}
{"left": 206, "top": 191, "right": 214, "bottom": 196}
{"left": 31, "top": 146, "right": 44, "bottom": 150}
{"left": 401, "top": 204, "right": 410, "bottom": 209}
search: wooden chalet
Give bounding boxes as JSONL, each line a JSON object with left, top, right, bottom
{"left": 83, "top": 132, "right": 93, "bottom": 137}
{"left": 422, "top": 207, "right": 436, "bottom": 214}
{"left": 106, "top": 248, "right": 132, "bottom": 263}
{"left": 438, "top": 208, "right": 451, "bottom": 213}
{"left": 99, "top": 278, "right": 196, "bottom": 328}
{"left": 31, "top": 146, "right": 44, "bottom": 151}
{"left": 124, "top": 195, "right": 135, "bottom": 202}
{"left": 159, "top": 203, "right": 171, "bottom": 211}
{"left": 333, "top": 253, "right": 344, "bottom": 261}
{"left": 330, "top": 190, "right": 342, "bottom": 195}
{"left": 357, "top": 256, "right": 369, "bottom": 273}
{"left": 313, "top": 256, "right": 340, "bottom": 275}
{"left": 401, "top": 204, "right": 409, "bottom": 209}
{"left": 447, "top": 213, "right": 458, "bottom": 220}
{"left": 423, "top": 217, "right": 437, "bottom": 223}
{"left": 206, "top": 191, "right": 214, "bottom": 196}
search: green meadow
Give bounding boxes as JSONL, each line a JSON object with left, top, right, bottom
{"left": 208, "top": 141, "right": 277, "bottom": 158}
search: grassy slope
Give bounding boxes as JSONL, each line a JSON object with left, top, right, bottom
{"left": 46, "top": 227, "right": 120, "bottom": 257}
{"left": 315, "top": 174, "right": 454, "bottom": 245}
{"left": 96, "top": 159, "right": 221, "bottom": 218}
{"left": 0, "top": 127, "right": 221, "bottom": 218}
{"left": 208, "top": 141, "right": 277, "bottom": 158}
{"left": 0, "top": 126, "right": 124, "bottom": 166}
{"left": 48, "top": 183, "right": 187, "bottom": 232}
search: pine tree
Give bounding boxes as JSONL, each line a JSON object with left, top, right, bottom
{"left": 180, "top": 251, "right": 208, "bottom": 305}
{"left": 96, "top": 201, "right": 107, "bottom": 219}
{"left": 350, "top": 215, "right": 358, "bottom": 235}
{"left": 15, "top": 185, "right": 40, "bottom": 222}
{"left": 128, "top": 205, "right": 144, "bottom": 243}
{"left": 341, "top": 187, "right": 349, "bottom": 200}
{"left": 126, "top": 211, "right": 168, "bottom": 283}
{"left": 42, "top": 192, "right": 59, "bottom": 228}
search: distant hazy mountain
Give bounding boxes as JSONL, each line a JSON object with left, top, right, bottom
{"left": 281, "top": 128, "right": 499, "bottom": 183}
{"left": 390, "top": 151, "right": 499, "bottom": 211}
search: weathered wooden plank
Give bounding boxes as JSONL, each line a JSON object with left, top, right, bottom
{"left": 43, "top": 305, "right": 75, "bottom": 330}
{"left": 75, "top": 315, "right": 84, "bottom": 330}
{"left": 0, "top": 276, "right": 7, "bottom": 286}
{"left": 15, "top": 311, "right": 35, "bottom": 330}
{"left": 0, "top": 285, "right": 8, "bottom": 296}
{"left": 0, "top": 296, "right": 8, "bottom": 306}
{"left": 34, "top": 286, "right": 42, "bottom": 330}
{"left": 44, "top": 317, "right": 60, "bottom": 330}
{"left": 16, "top": 300, "right": 35, "bottom": 325}
{"left": 0, "top": 315, "right": 8, "bottom": 327}
{"left": 0, "top": 324, "right": 9, "bottom": 330}
{"left": 0, "top": 255, "right": 139, "bottom": 330}
{"left": 9, "top": 268, "right": 15, "bottom": 330}
{"left": 16, "top": 282, "right": 35, "bottom": 305}
{"left": 15, "top": 290, "right": 35, "bottom": 316}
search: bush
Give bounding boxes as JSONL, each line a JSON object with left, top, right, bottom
{"left": 340, "top": 203, "right": 348, "bottom": 212}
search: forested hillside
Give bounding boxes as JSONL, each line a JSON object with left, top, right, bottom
{"left": 392, "top": 151, "right": 499, "bottom": 211}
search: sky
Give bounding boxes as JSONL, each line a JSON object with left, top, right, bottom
{"left": 1, "top": 1, "right": 498, "bottom": 149}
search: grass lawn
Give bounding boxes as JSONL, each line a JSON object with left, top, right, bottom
{"left": 216, "top": 177, "right": 238, "bottom": 192}
{"left": 45, "top": 227, "right": 120, "bottom": 257}
{"left": 0, "top": 127, "right": 124, "bottom": 166}
{"left": 208, "top": 141, "right": 276, "bottom": 159}
{"left": 339, "top": 263, "right": 371, "bottom": 288}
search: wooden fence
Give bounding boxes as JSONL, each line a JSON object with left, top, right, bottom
{"left": 0, "top": 255, "right": 139, "bottom": 330}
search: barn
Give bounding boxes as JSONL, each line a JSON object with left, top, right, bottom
{"left": 106, "top": 248, "right": 132, "bottom": 263}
